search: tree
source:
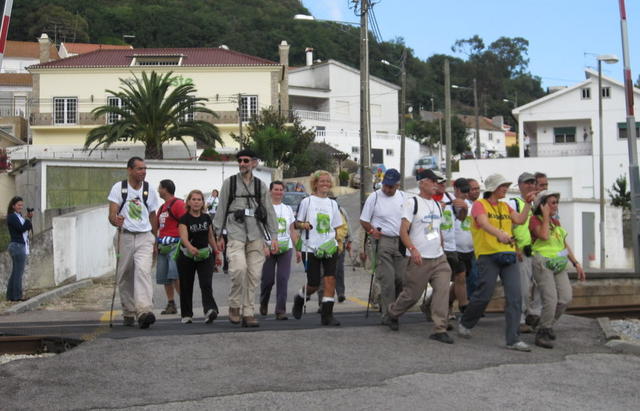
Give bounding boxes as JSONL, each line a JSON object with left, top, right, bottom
{"left": 608, "top": 175, "right": 631, "bottom": 210}
{"left": 28, "top": 5, "right": 89, "bottom": 43}
{"left": 406, "top": 116, "right": 469, "bottom": 155}
{"left": 85, "top": 71, "right": 221, "bottom": 159}
{"left": 232, "top": 108, "right": 316, "bottom": 169}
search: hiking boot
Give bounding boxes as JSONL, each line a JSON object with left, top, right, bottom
{"left": 519, "top": 323, "right": 534, "bottom": 334}
{"left": 525, "top": 314, "right": 540, "bottom": 329}
{"left": 204, "top": 309, "right": 218, "bottom": 324}
{"left": 259, "top": 302, "right": 268, "bottom": 316}
{"left": 506, "top": 341, "right": 532, "bottom": 352}
{"left": 388, "top": 318, "right": 399, "bottom": 331}
{"left": 275, "top": 313, "right": 288, "bottom": 321}
{"left": 430, "top": 332, "right": 454, "bottom": 344}
{"left": 535, "top": 328, "right": 554, "bottom": 349}
{"left": 457, "top": 321, "right": 472, "bottom": 339}
{"left": 338, "top": 295, "right": 346, "bottom": 303}
{"left": 138, "top": 312, "right": 156, "bottom": 329}
{"left": 181, "top": 316, "right": 193, "bottom": 324}
{"left": 241, "top": 316, "right": 259, "bottom": 328}
{"left": 161, "top": 301, "right": 177, "bottom": 315}
{"left": 123, "top": 316, "right": 135, "bottom": 327}
{"left": 548, "top": 327, "right": 556, "bottom": 341}
{"left": 228, "top": 307, "right": 241, "bottom": 324}
{"left": 320, "top": 301, "right": 341, "bottom": 326}
{"left": 292, "top": 295, "right": 305, "bottom": 320}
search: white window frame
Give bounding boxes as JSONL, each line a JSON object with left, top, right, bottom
{"left": 602, "top": 87, "right": 611, "bottom": 99}
{"left": 53, "top": 97, "right": 78, "bottom": 125}
{"left": 240, "top": 95, "right": 258, "bottom": 122}
{"left": 581, "top": 88, "right": 591, "bottom": 100}
{"left": 106, "top": 96, "right": 124, "bottom": 124}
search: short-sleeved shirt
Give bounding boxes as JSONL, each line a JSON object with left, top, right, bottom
{"left": 455, "top": 199, "right": 474, "bottom": 253}
{"left": 529, "top": 215, "right": 561, "bottom": 243}
{"left": 108, "top": 181, "right": 159, "bottom": 233}
{"left": 441, "top": 202, "right": 456, "bottom": 252}
{"left": 296, "top": 195, "right": 342, "bottom": 252}
{"left": 359, "top": 189, "right": 406, "bottom": 237}
{"left": 179, "top": 213, "right": 212, "bottom": 249}
{"left": 471, "top": 199, "right": 516, "bottom": 257}
{"left": 273, "top": 202, "right": 295, "bottom": 249}
{"left": 158, "top": 198, "right": 186, "bottom": 238}
{"left": 402, "top": 196, "right": 444, "bottom": 259}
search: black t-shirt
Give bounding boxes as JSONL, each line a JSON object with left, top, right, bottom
{"left": 179, "top": 213, "right": 212, "bottom": 249}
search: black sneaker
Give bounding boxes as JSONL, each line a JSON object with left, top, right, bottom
{"left": 204, "top": 309, "right": 218, "bottom": 324}
{"left": 123, "top": 316, "right": 135, "bottom": 327}
{"left": 525, "top": 314, "right": 540, "bottom": 329}
{"left": 161, "top": 301, "right": 177, "bottom": 315}
{"left": 429, "top": 332, "right": 454, "bottom": 344}
{"left": 292, "top": 295, "right": 304, "bottom": 320}
{"left": 535, "top": 328, "right": 554, "bottom": 349}
{"left": 338, "top": 295, "right": 346, "bottom": 303}
{"left": 389, "top": 318, "right": 399, "bottom": 331}
{"left": 548, "top": 327, "right": 556, "bottom": 341}
{"left": 138, "top": 312, "right": 156, "bottom": 329}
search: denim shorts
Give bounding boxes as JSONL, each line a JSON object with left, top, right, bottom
{"left": 156, "top": 251, "right": 179, "bottom": 284}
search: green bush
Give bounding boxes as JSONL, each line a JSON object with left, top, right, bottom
{"left": 506, "top": 144, "right": 519, "bottom": 158}
{"left": 339, "top": 170, "right": 350, "bottom": 186}
{"left": 0, "top": 218, "right": 8, "bottom": 250}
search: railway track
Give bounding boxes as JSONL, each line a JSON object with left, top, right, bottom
{"left": 0, "top": 335, "right": 83, "bottom": 355}
{"left": 567, "top": 304, "right": 640, "bottom": 319}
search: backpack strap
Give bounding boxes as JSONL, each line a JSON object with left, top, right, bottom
{"left": 510, "top": 197, "right": 521, "bottom": 213}
{"left": 221, "top": 175, "right": 237, "bottom": 231}
{"left": 142, "top": 181, "right": 149, "bottom": 210}
{"left": 165, "top": 198, "right": 178, "bottom": 221}
{"left": 118, "top": 180, "right": 149, "bottom": 215}
{"left": 413, "top": 196, "right": 418, "bottom": 215}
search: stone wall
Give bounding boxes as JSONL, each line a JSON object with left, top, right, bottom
{"left": 0, "top": 228, "right": 55, "bottom": 295}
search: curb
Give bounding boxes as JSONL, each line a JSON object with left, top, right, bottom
{"left": 605, "top": 340, "right": 640, "bottom": 355}
{"left": 597, "top": 317, "right": 621, "bottom": 341}
{"left": 2, "top": 279, "right": 94, "bottom": 314}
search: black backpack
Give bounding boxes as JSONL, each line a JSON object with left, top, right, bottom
{"left": 117, "top": 180, "right": 149, "bottom": 215}
{"left": 221, "top": 174, "right": 266, "bottom": 228}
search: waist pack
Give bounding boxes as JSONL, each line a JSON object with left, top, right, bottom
{"left": 545, "top": 256, "right": 569, "bottom": 273}
{"left": 314, "top": 239, "right": 338, "bottom": 259}
{"left": 490, "top": 252, "right": 517, "bottom": 267}
{"left": 178, "top": 246, "right": 212, "bottom": 262}
{"left": 158, "top": 243, "right": 178, "bottom": 256}
{"left": 276, "top": 240, "right": 290, "bottom": 255}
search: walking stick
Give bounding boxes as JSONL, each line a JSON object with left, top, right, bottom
{"left": 365, "top": 227, "right": 381, "bottom": 318}
{"left": 109, "top": 227, "right": 122, "bottom": 328}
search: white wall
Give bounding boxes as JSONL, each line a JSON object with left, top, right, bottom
{"left": 1, "top": 57, "right": 39, "bottom": 73}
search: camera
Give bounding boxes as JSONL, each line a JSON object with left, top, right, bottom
{"left": 254, "top": 205, "right": 267, "bottom": 224}
{"left": 27, "top": 207, "right": 34, "bottom": 213}
{"left": 233, "top": 209, "right": 245, "bottom": 223}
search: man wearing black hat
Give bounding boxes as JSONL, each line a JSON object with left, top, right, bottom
{"left": 360, "top": 168, "right": 407, "bottom": 325}
{"left": 386, "top": 169, "right": 454, "bottom": 344}
{"left": 213, "top": 149, "right": 278, "bottom": 327}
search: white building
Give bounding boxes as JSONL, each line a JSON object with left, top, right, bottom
{"left": 288, "top": 55, "right": 423, "bottom": 176}
{"left": 457, "top": 69, "right": 640, "bottom": 269}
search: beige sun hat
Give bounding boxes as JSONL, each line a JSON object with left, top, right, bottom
{"left": 533, "top": 190, "right": 561, "bottom": 211}
{"left": 483, "top": 173, "right": 512, "bottom": 192}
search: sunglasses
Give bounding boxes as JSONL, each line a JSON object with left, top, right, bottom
{"left": 237, "top": 158, "right": 252, "bottom": 164}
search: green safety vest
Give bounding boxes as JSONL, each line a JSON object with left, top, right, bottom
{"left": 511, "top": 197, "right": 532, "bottom": 249}
{"left": 531, "top": 216, "right": 568, "bottom": 258}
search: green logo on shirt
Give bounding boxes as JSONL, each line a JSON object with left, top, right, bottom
{"left": 441, "top": 209, "right": 453, "bottom": 230}
{"left": 316, "top": 213, "right": 330, "bottom": 234}
{"left": 277, "top": 217, "right": 287, "bottom": 234}
{"left": 128, "top": 200, "right": 143, "bottom": 221}
{"left": 461, "top": 216, "right": 472, "bottom": 231}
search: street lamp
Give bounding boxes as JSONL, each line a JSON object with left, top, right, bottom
{"left": 597, "top": 53, "right": 619, "bottom": 270}
{"left": 381, "top": 51, "right": 407, "bottom": 189}
{"left": 294, "top": 6, "right": 371, "bottom": 210}
{"left": 452, "top": 79, "right": 481, "bottom": 159}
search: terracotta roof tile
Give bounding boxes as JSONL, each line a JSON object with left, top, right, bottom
{"left": 0, "top": 73, "right": 33, "bottom": 87}
{"left": 29, "top": 48, "right": 279, "bottom": 69}
{"left": 61, "top": 43, "right": 133, "bottom": 55}
{"left": 458, "top": 115, "right": 503, "bottom": 131}
{"left": 4, "top": 40, "right": 59, "bottom": 60}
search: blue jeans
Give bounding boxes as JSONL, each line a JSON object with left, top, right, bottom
{"left": 7, "top": 242, "right": 27, "bottom": 301}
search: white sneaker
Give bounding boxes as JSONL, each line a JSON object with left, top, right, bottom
{"left": 181, "top": 317, "right": 193, "bottom": 324}
{"left": 204, "top": 309, "right": 217, "bottom": 324}
{"left": 457, "top": 322, "right": 472, "bottom": 339}
{"left": 506, "top": 341, "right": 531, "bottom": 352}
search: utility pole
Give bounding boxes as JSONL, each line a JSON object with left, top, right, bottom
{"left": 444, "top": 59, "right": 452, "bottom": 181}
{"left": 359, "top": 0, "right": 372, "bottom": 209}
{"left": 473, "top": 78, "right": 481, "bottom": 159}
{"left": 237, "top": 93, "right": 243, "bottom": 145}
{"left": 399, "top": 48, "right": 407, "bottom": 189}
{"left": 618, "top": 0, "right": 640, "bottom": 274}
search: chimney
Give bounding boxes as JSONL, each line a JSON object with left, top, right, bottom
{"left": 279, "top": 41, "right": 290, "bottom": 114}
{"left": 305, "top": 47, "right": 313, "bottom": 66}
{"left": 38, "top": 33, "right": 51, "bottom": 63}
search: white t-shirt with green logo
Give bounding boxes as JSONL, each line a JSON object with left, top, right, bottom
{"left": 455, "top": 199, "right": 474, "bottom": 253}
{"left": 108, "top": 181, "right": 159, "bottom": 233}
{"left": 296, "top": 195, "right": 342, "bottom": 253}
{"left": 273, "top": 202, "right": 295, "bottom": 250}
{"left": 441, "top": 203, "right": 456, "bottom": 252}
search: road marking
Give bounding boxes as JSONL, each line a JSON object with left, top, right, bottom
{"left": 99, "top": 310, "right": 121, "bottom": 323}
{"left": 347, "top": 296, "right": 372, "bottom": 308}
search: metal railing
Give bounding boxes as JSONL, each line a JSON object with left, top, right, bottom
{"left": 293, "top": 109, "right": 330, "bottom": 122}
{"left": 528, "top": 142, "right": 593, "bottom": 157}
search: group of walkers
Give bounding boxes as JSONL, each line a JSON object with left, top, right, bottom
{"left": 5, "top": 150, "right": 585, "bottom": 352}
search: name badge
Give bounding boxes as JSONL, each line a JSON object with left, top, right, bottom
{"left": 245, "top": 208, "right": 255, "bottom": 217}
{"left": 426, "top": 231, "right": 439, "bottom": 241}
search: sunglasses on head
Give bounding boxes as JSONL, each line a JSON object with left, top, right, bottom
{"left": 237, "top": 158, "right": 252, "bottom": 164}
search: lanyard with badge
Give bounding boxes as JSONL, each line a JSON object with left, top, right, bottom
{"left": 421, "top": 198, "right": 440, "bottom": 241}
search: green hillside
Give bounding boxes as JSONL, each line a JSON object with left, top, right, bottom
{"left": 9, "top": 0, "right": 545, "bottom": 129}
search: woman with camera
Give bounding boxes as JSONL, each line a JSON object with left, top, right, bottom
{"left": 6, "top": 196, "right": 33, "bottom": 302}
{"left": 291, "top": 170, "right": 343, "bottom": 326}
{"left": 176, "top": 190, "right": 221, "bottom": 324}
{"left": 457, "top": 174, "right": 536, "bottom": 352}
{"left": 259, "top": 181, "right": 302, "bottom": 320}
{"left": 529, "top": 190, "right": 586, "bottom": 349}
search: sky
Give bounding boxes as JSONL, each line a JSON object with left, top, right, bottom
{"left": 302, "top": 0, "right": 640, "bottom": 90}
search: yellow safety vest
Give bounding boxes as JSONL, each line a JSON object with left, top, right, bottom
{"left": 471, "top": 199, "right": 515, "bottom": 258}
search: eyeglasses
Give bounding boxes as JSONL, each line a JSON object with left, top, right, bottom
{"left": 237, "top": 158, "right": 252, "bottom": 164}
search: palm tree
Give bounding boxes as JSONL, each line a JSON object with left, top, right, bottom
{"left": 85, "top": 71, "right": 222, "bottom": 159}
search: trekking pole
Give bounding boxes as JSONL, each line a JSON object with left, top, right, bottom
{"left": 109, "top": 227, "right": 122, "bottom": 328}
{"left": 302, "top": 225, "right": 310, "bottom": 314}
{"left": 365, "top": 228, "right": 381, "bottom": 318}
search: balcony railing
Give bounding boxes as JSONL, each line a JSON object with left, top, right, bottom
{"left": 528, "top": 141, "right": 592, "bottom": 157}
{"left": 293, "top": 109, "right": 330, "bottom": 122}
